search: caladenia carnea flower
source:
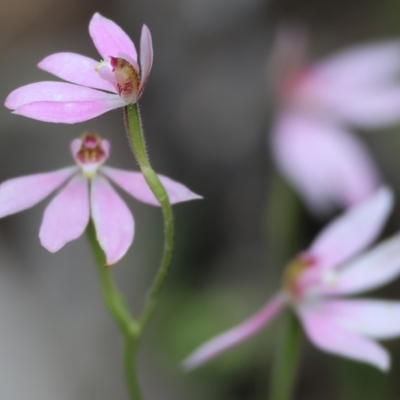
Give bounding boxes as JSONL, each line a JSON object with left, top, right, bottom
{"left": 183, "top": 187, "right": 400, "bottom": 371}
{"left": 269, "top": 26, "right": 400, "bottom": 215}
{"left": 5, "top": 13, "right": 152, "bottom": 123}
{"left": 0, "top": 132, "right": 200, "bottom": 265}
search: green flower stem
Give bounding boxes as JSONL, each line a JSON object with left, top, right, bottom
{"left": 269, "top": 311, "right": 302, "bottom": 400}
{"left": 87, "top": 221, "right": 142, "bottom": 400}
{"left": 124, "top": 103, "right": 174, "bottom": 329}
{"left": 266, "top": 174, "right": 303, "bottom": 400}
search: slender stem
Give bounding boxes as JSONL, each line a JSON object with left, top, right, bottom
{"left": 124, "top": 103, "right": 175, "bottom": 330}
{"left": 269, "top": 311, "right": 302, "bottom": 400}
{"left": 87, "top": 221, "right": 142, "bottom": 400}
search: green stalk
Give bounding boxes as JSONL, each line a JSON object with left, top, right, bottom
{"left": 123, "top": 103, "right": 175, "bottom": 330}
{"left": 87, "top": 221, "right": 142, "bottom": 400}
{"left": 269, "top": 311, "right": 302, "bottom": 400}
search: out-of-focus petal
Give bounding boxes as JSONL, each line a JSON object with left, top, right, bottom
{"left": 100, "top": 166, "right": 202, "bottom": 206}
{"left": 38, "top": 53, "right": 116, "bottom": 92}
{"left": 0, "top": 167, "right": 77, "bottom": 218}
{"left": 271, "top": 111, "right": 380, "bottom": 215}
{"left": 315, "top": 299, "right": 400, "bottom": 339}
{"left": 298, "top": 305, "right": 390, "bottom": 371}
{"left": 182, "top": 292, "right": 286, "bottom": 370}
{"left": 139, "top": 25, "right": 153, "bottom": 92}
{"left": 313, "top": 41, "right": 400, "bottom": 90}
{"left": 39, "top": 174, "right": 89, "bottom": 252}
{"left": 323, "top": 233, "right": 400, "bottom": 295}
{"left": 91, "top": 175, "right": 134, "bottom": 266}
{"left": 5, "top": 81, "right": 123, "bottom": 110}
{"left": 309, "top": 186, "right": 392, "bottom": 269}
{"left": 89, "top": 13, "right": 137, "bottom": 61}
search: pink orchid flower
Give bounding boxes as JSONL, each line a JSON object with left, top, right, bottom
{"left": 269, "top": 27, "right": 400, "bottom": 214}
{"left": 5, "top": 13, "right": 152, "bottom": 123}
{"left": 0, "top": 133, "right": 201, "bottom": 265}
{"left": 183, "top": 187, "right": 400, "bottom": 371}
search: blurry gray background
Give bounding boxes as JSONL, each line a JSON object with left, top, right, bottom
{"left": 1, "top": 0, "right": 400, "bottom": 399}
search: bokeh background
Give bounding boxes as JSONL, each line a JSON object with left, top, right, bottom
{"left": 2, "top": 0, "right": 400, "bottom": 399}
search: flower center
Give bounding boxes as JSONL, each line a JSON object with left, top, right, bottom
{"left": 282, "top": 254, "right": 316, "bottom": 300}
{"left": 110, "top": 57, "right": 140, "bottom": 103}
{"left": 73, "top": 132, "right": 109, "bottom": 178}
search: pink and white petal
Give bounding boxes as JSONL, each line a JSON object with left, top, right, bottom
{"left": 309, "top": 186, "right": 392, "bottom": 269}
{"left": 297, "top": 306, "right": 390, "bottom": 371}
{"left": 13, "top": 96, "right": 126, "bottom": 123}
{"left": 91, "top": 176, "right": 134, "bottom": 265}
{"left": 313, "top": 41, "right": 400, "bottom": 90}
{"left": 38, "top": 53, "right": 116, "bottom": 92}
{"left": 139, "top": 25, "right": 153, "bottom": 91}
{"left": 323, "top": 233, "right": 400, "bottom": 295}
{"left": 315, "top": 299, "right": 400, "bottom": 339}
{"left": 182, "top": 292, "right": 286, "bottom": 370}
{"left": 39, "top": 174, "right": 89, "bottom": 252}
{"left": 271, "top": 111, "right": 380, "bottom": 216}
{"left": 5, "top": 81, "right": 124, "bottom": 110}
{"left": 0, "top": 167, "right": 77, "bottom": 218}
{"left": 89, "top": 13, "right": 137, "bottom": 61}
{"left": 101, "top": 166, "right": 202, "bottom": 206}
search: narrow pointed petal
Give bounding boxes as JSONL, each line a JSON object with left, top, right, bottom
{"left": 89, "top": 13, "right": 137, "bottom": 61}
{"left": 5, "top": 82, "right": 120, "bottom": 110}
{"left": 271, "top": 111, "right": 380, "bottom": 215}
{"left": 91, "top": 176, "right": 134, "bottom": 265}
{"left": 182, "top": 293, "right": 286, "bottom": 370}
{"left": 0, "top": 167, "right": 77, "bottom": 218}
{"left": 101, "top": 166, "right": 202, "bottom": 206}
{"left": 324, "top": 233, "right": 400, "bottom": 295}
{"left": 139, "top": 24, "right": 153, "bottom": 92}
{"left": 298, "top": 306, "right": 390, "bottom": 371}
{"left": 314, "top": 41, "right": 400, "bottom": 90}
{"left": 309, "top": 187, "right": 392, "bottom": 269}
{"left": 39, "top": 174, "right": 90, "bottom": 252}
{"left": 315, "top": 299, "right": 400, "bottom": 339}
{"left": 38, "top": 53, "right": 116, "bottom": 92}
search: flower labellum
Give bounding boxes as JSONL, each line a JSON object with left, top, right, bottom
{"left": 0, "top": 133, "right": 201, "bottom": 265}
{"left": 5, "top": 13, "right": 153, "bottom": 123}
{"left": 183, "top": 187, "right": 400, "bottom": 371}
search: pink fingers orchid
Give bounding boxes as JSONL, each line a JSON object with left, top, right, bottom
{"left": 183, "top": 187, "right": 400, "bottom": 371}
{"left": 0, "top": 133, "right": 201, "bottom": 265}
{"left": 5, "top": 13, "right": 153, "bottom": 123}
{"left": 269, "top": 26, "right": 400, "bottom": 215}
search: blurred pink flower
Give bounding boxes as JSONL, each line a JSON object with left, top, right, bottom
{"left": 5, "top": 13, "right": 153, "bottom": 123}
{"left": 183, "top": 187, "right": 400, "bottom": 371}
{"left": 0, "top": 133, "right": 201, "bottom": 265}
{"left": 269, "top": 27, "right": 400, "bottom": 214}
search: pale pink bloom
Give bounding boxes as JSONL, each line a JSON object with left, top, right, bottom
{"left": 183, "top": 187, "right": 400, "bottom": 371}
{"left": 5, "top": 13, "right": 153, "bottom": 123}
{"left": 0, "top": 133, "right": 201, "bottom": 265}
{"left": 270, "top": 27, "right": 400, "bottom": 214}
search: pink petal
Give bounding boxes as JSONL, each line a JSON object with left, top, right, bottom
{"left": 39, "top": 174, "right": 89, "bottom": 252}
{"left": 298, "top": 305, "right": 389, "bottom": 371}
{"left": 100, "top": 166, "right": 202, "bottom": 206}
{"left": 182, "top": 292, "right": 286, "bottom": 370}
{"left": 139, "top": 25, "right": 153, "bottom": 92}
{"left": 313, "top": 41, "right": 400, "bottom": 90}
{"left": 309, "top": 186, "right": 392, "bottom": 269}
{"left": 324, "top": 233, "right": 400, "bottom": 295}
{"left": 91, "top": 175, "right": 134, "bottom": 266}
{"left": 0, "top": 167, "right": 77, "bottom": 218}
{"left": 38, "top": 52, "right": 117, "bottom": 92}
{"left": 315, "top": 299, "right": 400, "bottom": 339}
{"left": 89, "top": 13, "right": 137, "bottom": 61}
{"left": 5, "top": 81, "right": 123, "bottom": 109}
{"left": 271, "top": 111, "right": 380, "bottom": 215}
